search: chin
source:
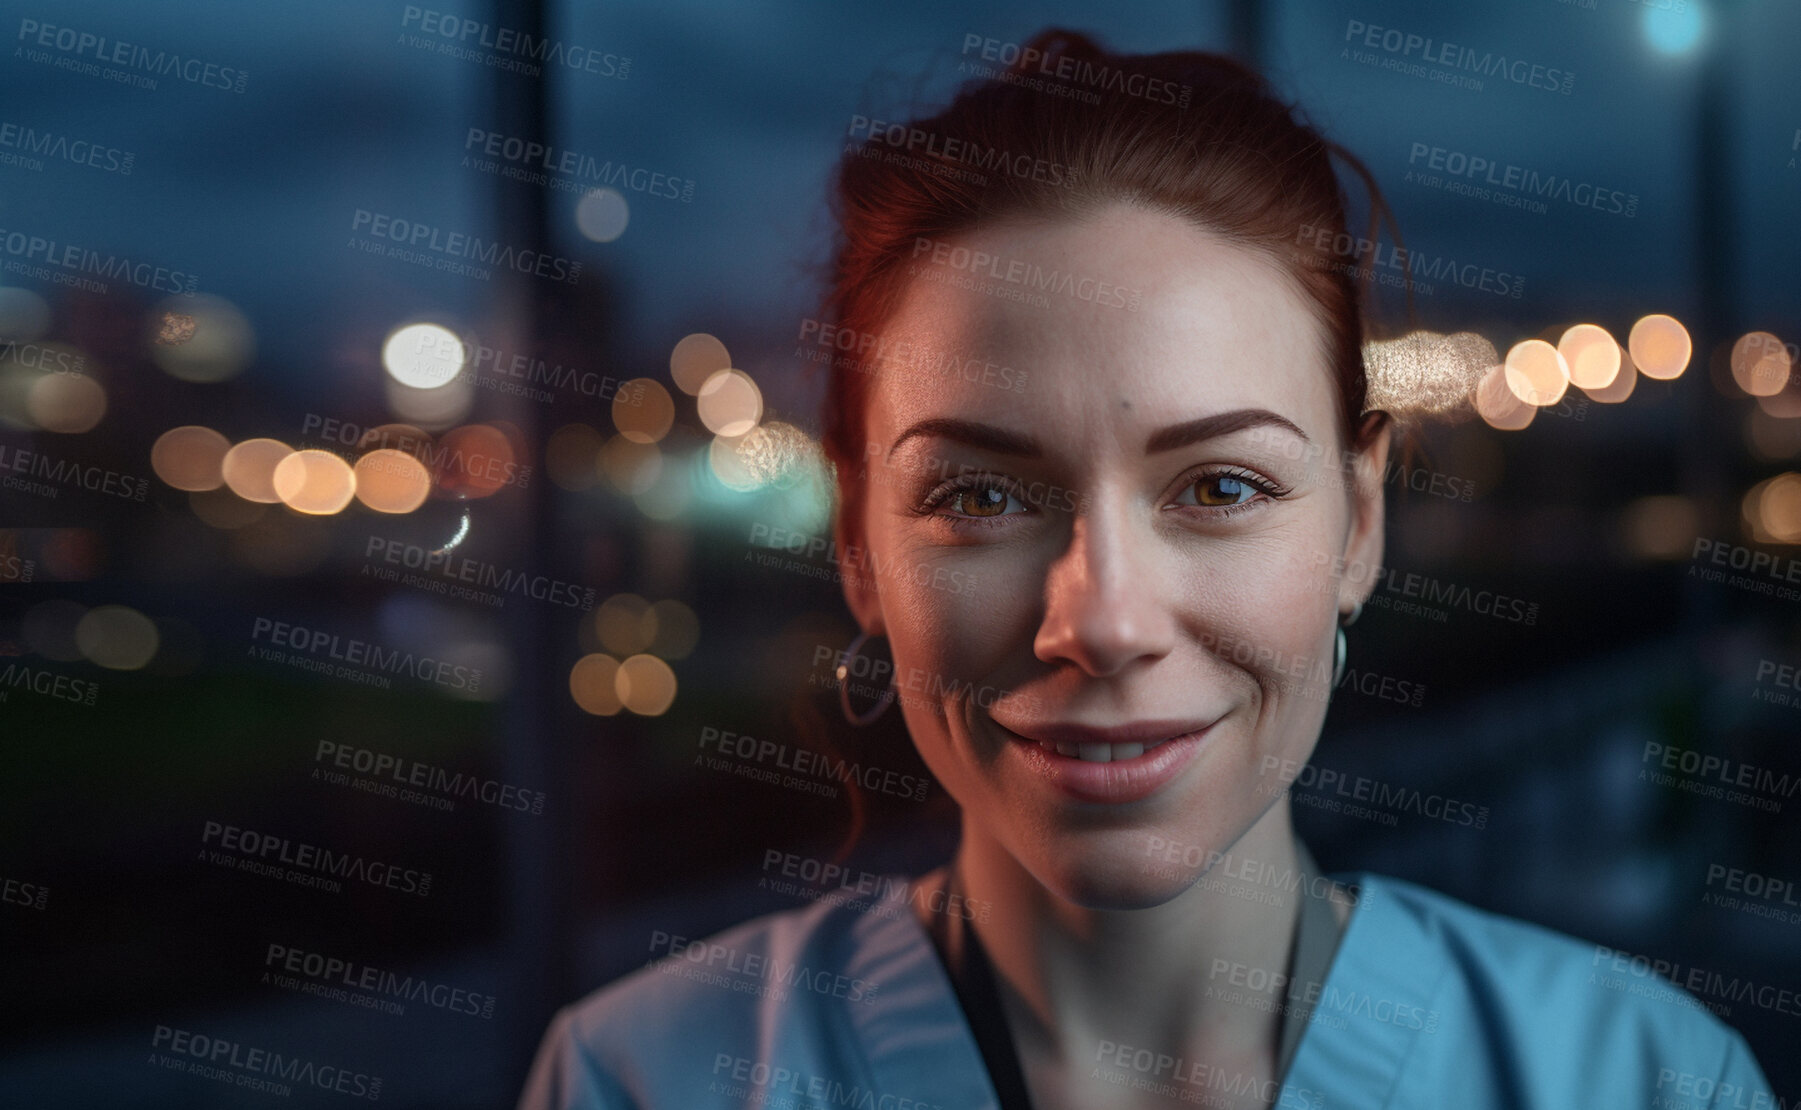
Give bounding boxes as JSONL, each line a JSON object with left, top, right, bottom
{"left": 1024, "top": 839, "right": 1209, "bottom": 911}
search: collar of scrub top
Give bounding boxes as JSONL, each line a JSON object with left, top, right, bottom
{"left": 894, "top": 840, "right": 1367, "bottom": 1109}
{"left": 830, "top": 867, "right": 1445, "bottom": 1109}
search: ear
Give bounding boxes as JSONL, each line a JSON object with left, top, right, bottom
{"left": 833, "top": 481, "right": 885, "bottom": 637}
{"left": 1339, "top": 413, "right": 1391, "bottom": 614}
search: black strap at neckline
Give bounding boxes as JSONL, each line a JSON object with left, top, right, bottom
{"left": 922, "top": 868, "right": 1035, "bottom": 1110}
{"left": 920, "top": 846, "right": 1347, "bottom": 1110}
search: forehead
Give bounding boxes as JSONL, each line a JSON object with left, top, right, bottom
{"left": 868, "top": 203, "right": 1338, "bottom": 452}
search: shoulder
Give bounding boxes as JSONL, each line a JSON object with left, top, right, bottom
{"left": 563, "top": 891, "right": 887, "bottom": 1038}
{"left": 1338, "top": 872, "right": 1773, "bottom": 1105}
{"left": 515, "top": 881, "right": 951, "bottom": 1110}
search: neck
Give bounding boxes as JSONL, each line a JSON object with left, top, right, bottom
{"left": 951, "top": 803, "right": 1304, "bottom": 1075}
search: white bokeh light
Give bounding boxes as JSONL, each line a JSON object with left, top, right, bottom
{"left": 381, "top": 323, "right": 465, "bottom": 389}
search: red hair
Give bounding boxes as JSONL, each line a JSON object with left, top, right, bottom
{"left": 820, "top": 28, "right": 1398, "bottom": 542}
{"left": 809, "top": 29, "right": 1402, "bottom": 861}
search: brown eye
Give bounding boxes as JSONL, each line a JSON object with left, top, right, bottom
{"left": 950, "top": 487, "right": 1013, "bottom": 517}
{"left": 1191, "top": 475, "right": 1254, "bottom": 507}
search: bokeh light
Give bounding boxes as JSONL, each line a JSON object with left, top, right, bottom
{"left": 1503, "top": 339, "right": 1570, "bottom": 407}
{"left": 1475, "top": 365, "right": 1535, "bottom": 430}
{"left": 434, "top": 424, "right": 517, "bottom": 499}
{"left": 25, "top": 371, "right": 105, "bottom": 433}
{"left": 575, "top": 187, "right": 630, "bottom": 242}
{"left": 272, "top": 449, "right": 357, "bottom": 515}
{"left": 0, "top": 287, "right": 51, "bottom": 338}
{"left": 616, "top": 654, "right": 677, "bottom": 716}
{"left": 647, "top": 600, "right": 700, "bottom": 660}
{"left": 1755, "top": 377, "right": 1801, "bottom": 420}
{"left": 697, "top": 369, "right": 762, "bottom": 436}
{"left": 385, "top": 373, "right": 473, "bottom": 430}
{"left": 595, "top": 594, "right": 654, "bottom": 655}
{"left": 731, "top": 422, "right": 826, "bottom": 490}
{"left": 1745, "top": 473, "right": 1801, "bottom": 544}
{"left": 1558, "top": 324, "right": 1623, "bottom": 391}
{"left": 381, "top": 323, "right": 465, "bottom": 389}
{"left": 353, "top": 449, "right": 432, "bottom": 513}
{"left": 222, "top": 439, "right": 293, "bottom": 503}
{"left": 669, "top": 333, "right": 731, "bottom": 396}
{"left": 1644, "top": 2, "right": 1705, "bottom": 55}
{"left": 1362, "top": 330, "right": 1497, "bottom": 415}
{"left": 613, "top": 378, "right": 675, "bottom": 444}
{"left": 152, "top": 426, "right": 231, "bottom": 491}
{"left": 1587, "top": 356, "right": 1638, "bottom": 404}
{"left": 149, "top": 294, "right": 255, "bottom": 383}
{"left": 569, "top": 653, "right": 623, "bottom": 716}
{"left": 1731, "top": 332, "right": 1792, "bottom": 398}
{"left": 74, "top": 605, "right": 159, "bottom": 671}
{"left": 1629, "top": 314, "right": 1691, "bottom": 380}
{"left": 707, "top": 433, "right": 759, "bottom": 492}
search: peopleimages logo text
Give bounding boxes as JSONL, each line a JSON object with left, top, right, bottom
{"left": 1406, "top": 142, "right": 1637, "bottom": 217}
{"left": 202, "top": 820, "right": 432, "bottom": 896}
{"left": 0, "top": 119, "right": 133, "bottom": 174}
{"left": 0, "top": 225, "right": 196, "bottom": 295}
{"left": 1343, "top": 19, "right": 1574, "bottom": 95}
{"left": 350, "top": 209, "right": 580, "bottom": 283}
{"left": 16, "top": 19, "right": 248, "bottom": 92}
{"left": 464, "top": 128, "right": 692, "bottom": 201}
{"left": 400, "top": 7, "right": 629, "bottom": 78}
{"left": 150, "top": 1025, "right": 379, "bottom": 1100}
{"left": 250, "top": 617, "right": 482, "bottom": 693}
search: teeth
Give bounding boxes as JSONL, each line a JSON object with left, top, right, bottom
{"left": 1040, "top": 739, "right": 1154, "bottom": 762}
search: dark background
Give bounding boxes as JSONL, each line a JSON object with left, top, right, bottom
{"left": 3, "top": 0, "right": 1799, "bottom": 1105}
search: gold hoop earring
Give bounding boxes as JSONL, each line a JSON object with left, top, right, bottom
{"left": 837, "top": 629, "right": 896, "bottom": 726}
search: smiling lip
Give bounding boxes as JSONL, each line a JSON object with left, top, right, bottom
{"left": 996, "top": 718, "right": 1217, "bottom": 804}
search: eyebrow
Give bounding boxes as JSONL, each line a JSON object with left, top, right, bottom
{"left": 885, "top": 408, "right": 1311, "bottom": 462}
{"left": 1143, "top": 409, "right": 1311, "bottom": 453}
{"left": 887, "top": 418, "right": 1041, "bottom": 462}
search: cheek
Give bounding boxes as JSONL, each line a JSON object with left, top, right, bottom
{"left": 870, "top": 534, "right": 1047, "bottom": 782}
{"left": 1179, "top": 530, "right": 1340, "bottom": 680}
{"left": 878, "top": 533, "right": 1042, "bottom": 673}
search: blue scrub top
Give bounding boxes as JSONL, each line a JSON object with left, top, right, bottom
{"left": 517, "top": 871, "right": 1778, "bottom": 1109}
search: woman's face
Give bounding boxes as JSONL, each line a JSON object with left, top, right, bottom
{"left": 839, "top": 202, "right": 1389, "bottom": 908}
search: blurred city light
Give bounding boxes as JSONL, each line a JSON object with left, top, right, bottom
{"left": 1629, "top": 314, "right": 1692, "bottom": 380}
{"left": 1504, "top": 339, "right": 1570, "bottom": 407}
{"left": 149, "top": 294, "right": 255, "bottom": 383}
{"left": 272, "top": 449, "right": 357, "bottom": 515}
{"left": 576, "top": 187, "right": 630, "bottom": 242}
{"left": 569, "top": 653, "right": 623, "bottom": 716}
{"left": 381, "top": 322, "right": 465, "bottom": 389}
{"left": 221, "top": 438, "right": 293, "bottom": 503}
{"left": 696, "top": 368, "right": 762, "bottom": 435}
{"left": 1558, "top": 324, "right": 1623, "bottom": 391}
{"left": 669, "top": 332, "right": 731, "bottom": 396}
{"left": 151, "top": 426, "right": 232, "bottom": 491}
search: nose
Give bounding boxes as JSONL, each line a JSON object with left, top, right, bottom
{"left": 1032, "top": 492, "right": 1176, "bottom": 678}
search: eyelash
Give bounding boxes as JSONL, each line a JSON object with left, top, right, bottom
{"left": 912, "top": 466, "right": 1290, "bottom": 528}
{"left": 1167, "top": 466, "right": 1292, "bottom": 519}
